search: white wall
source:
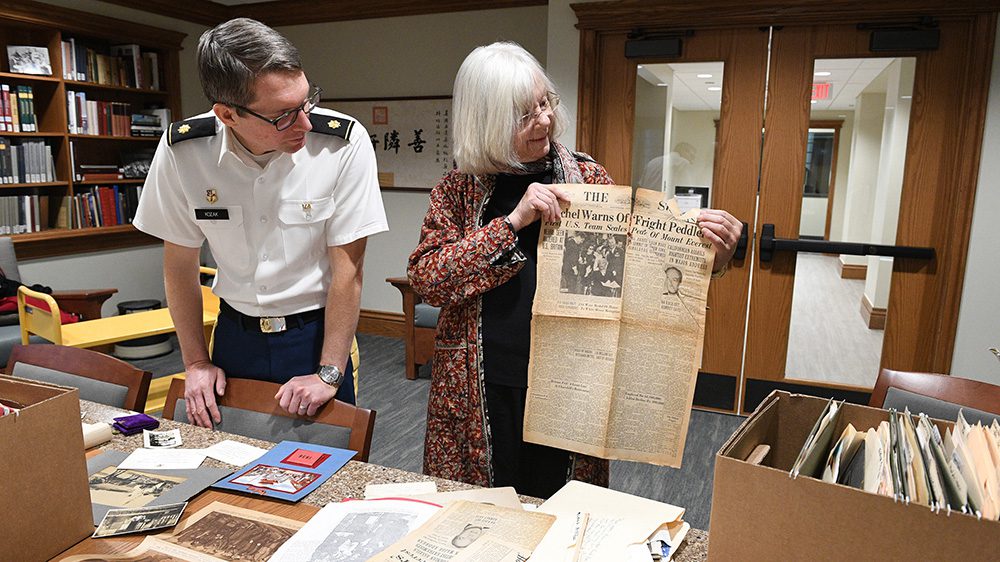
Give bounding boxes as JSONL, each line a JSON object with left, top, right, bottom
{"left": 20, "top": 246, "right": 166, "bottom": 316}
{"left": 278, "top": 8, "right": 549, "bottom": 313}
{"left": 838, "top": 91, "right": 885, "bottom": 268}
{"left": 951, "top": 32, "right": 1000, "bottom": 385}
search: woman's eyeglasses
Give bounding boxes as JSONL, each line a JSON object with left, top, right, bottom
{"left": 518, "top": 92, "right": 559, "bottom": 129}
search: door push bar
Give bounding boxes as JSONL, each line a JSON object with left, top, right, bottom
{"left": 758, "top": 223, "right": 935, "bottom": 263}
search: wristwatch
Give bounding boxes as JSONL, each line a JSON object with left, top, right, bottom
{"left": 317, "top": 364, "right": 344, "bottom": 387}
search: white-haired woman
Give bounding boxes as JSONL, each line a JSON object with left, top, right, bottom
{"left": 408, "top": 42, "right": 740, "bottom": 497}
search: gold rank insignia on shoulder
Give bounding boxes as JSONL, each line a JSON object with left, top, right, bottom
{"left": 206, "top": 189, "right": 218, "bottom": 204}
{"left": 167, "top": 116, "right": 218, "bottom": 146}
{"left": 308, "top": 113, "right": 353, "bottom": 140}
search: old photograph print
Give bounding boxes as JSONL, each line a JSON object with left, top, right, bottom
{"left": 166, "top": 510, "right": 298, "bottom": 562}
{"left": 89, "top": 467, "right": 186, "bottom": 509}
{"left": 230, "top": 463, "right": 320, "bottom": 494}
{"left": 560, "top": 231, "right": 626, "bottom": 298}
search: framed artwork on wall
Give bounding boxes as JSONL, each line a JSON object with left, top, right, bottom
{"left": 322, "top": 96, "right": 452, "bottom": 192}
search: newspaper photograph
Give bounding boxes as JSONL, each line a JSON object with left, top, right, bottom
{"left": 268, "top": 498, "right": 440, "bottom": 562}
{"left": 524, "top": 185, "right": 716, "bottom": 467}
{"left": 369, "top": 500, "right": 554, "bottom": 562}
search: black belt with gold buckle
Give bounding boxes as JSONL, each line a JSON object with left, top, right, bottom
{"left": 219, "top": 300, "right": 324, "bottom": 333}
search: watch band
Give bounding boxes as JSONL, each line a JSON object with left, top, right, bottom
{"left": 317, "top": 364, "right": 344, "bottom": 387}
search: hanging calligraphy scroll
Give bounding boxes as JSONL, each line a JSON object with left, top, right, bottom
{"left": 322, "top": 96, "right": 452, "bottom": 192}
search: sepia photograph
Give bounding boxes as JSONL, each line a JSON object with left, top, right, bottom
{"left": 89, "top": 467, "right": 187, "bottom": 509}
{"left": 7, "top": 45, "right": 51, "bottom": 75}
{"left": 93, "top": 502, "right": 187, "bottom": 538}
{"left": 164, "top": 502, "right": 302, "bottom": 562}
{"left": 230, "top": 463, "right": 320, "bottom": 494}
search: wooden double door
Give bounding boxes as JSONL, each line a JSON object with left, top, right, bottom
{"left": 574, "top": 2, "right": 996, "bottom": 413}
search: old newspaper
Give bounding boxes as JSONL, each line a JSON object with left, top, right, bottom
{"left": 524, "top": 184, "right": 716, "bottom": 467}
{"left": 369, "top": 500, "right": 554, "bottom": 562}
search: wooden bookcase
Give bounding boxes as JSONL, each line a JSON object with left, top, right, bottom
{"left": 0, "top": 1, "right": 185, "bottom": 259}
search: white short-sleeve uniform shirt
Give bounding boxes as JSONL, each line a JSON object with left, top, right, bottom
{"left": 134, "top": 108, "right": 388, "bottom": 318}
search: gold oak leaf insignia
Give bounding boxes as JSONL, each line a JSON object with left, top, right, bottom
{"left": 178, "top": 124, "right": 191, "bottom": 134}
{"left": 329, "top": 120, "right": 341, "bottom": 129}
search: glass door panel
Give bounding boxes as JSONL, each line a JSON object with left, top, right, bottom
{"left": 784, "top": 57, "right": 915, "bottom": 388}
{"left": 632, "top": 61, "right": 723, "bottom": 214}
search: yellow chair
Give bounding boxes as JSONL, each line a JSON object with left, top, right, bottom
{"left": 17, "top": 266, "right": 219, "bottom": 349}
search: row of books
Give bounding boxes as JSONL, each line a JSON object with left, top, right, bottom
{"left": 58, "top": 185, "right": 142, "bottom": 229}
{"left": 0, "top": 138, "right": 56, "bottom": 184}
{"left": 130, "top": 109, "right": 169, "bottom": 137}
{"left": 67, "top": 91, "right": 131, "bottom": 137}
{"left": 0, "top": 84, "right": 36, "bottom": 133}
{"left": 791, "top": 398, "right": 1000, "bottom": 519}
{"left": 61, "top": 39, "right": 161, "bottom": 90}
{"left": 0, "top": 195, "right": 46, "bottom": 234}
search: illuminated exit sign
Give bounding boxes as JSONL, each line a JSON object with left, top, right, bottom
{"left": 812, "top": 83, "right": 832, "bottom": 100}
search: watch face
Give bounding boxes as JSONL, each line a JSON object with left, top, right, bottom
{"left": 319, "top": 365, "right": 343, "bottom": 386}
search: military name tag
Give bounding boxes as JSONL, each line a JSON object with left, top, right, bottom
{"left": 195, "top": 208, "right": 230, "bottom": 220}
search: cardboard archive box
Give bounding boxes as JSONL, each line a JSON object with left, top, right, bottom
{"left": 0, "top": 376, "right": 94, "bottom": 561}
{"left": 708, "top": 391, "right": 1000, "bottom": 561}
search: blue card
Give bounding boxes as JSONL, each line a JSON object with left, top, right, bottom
{"left": 211, "top": 440, "right": 355, "bottom": 502}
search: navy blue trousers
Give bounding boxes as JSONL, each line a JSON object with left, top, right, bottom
{"left": 211, "top": 309, "right": 356, "bottom": 405}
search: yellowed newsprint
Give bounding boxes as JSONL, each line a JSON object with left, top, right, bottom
{"left": 524, "top": 185, "right": 715, "bottom": 467}
{"left": 368, "top": 500, "right": 555, "bottom": 562}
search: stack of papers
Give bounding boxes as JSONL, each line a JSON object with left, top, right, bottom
{"left": 533, "top": 480, "right": 689, "bottom": 562}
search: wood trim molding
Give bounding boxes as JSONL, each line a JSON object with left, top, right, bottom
{"left": 573, "top": 0, "right": 1000, "bottom": 32}
{"left": 98, "top": 0, "right": 547, "bottom": 27}
{"left": 840, "top": 262, "right": 866, "bottom": 279}
{"left": 861, "top": 293, "right": 887, "bottom": 330}
{"left": 358, "top": 309, "right": 405, "bottom": 339}
{"left": 0, "top": 0, "right": 186, "bottom": 49}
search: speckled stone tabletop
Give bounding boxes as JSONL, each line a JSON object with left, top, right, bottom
{"left": 81, "top": 400, "right": 709, "bottom": 561}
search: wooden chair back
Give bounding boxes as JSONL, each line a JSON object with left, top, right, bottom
{"left": 5, "top": 344, "right": 152, "bottom": 411}
{"left": 869, "top": 368, "right": 1000, "bottom": 416}
{"left": 163, "top": 377, "right": 376, "bottom": 462}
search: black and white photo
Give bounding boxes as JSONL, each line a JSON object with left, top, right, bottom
{"left": 92, "top": 502, "right": 187, "bottom": 538}
{"left": 7, "top": 46, "right": 51, "bottom": 76}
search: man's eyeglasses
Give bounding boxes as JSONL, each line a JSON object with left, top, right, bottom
{"left": 230, "top": 86, "right": 323, "bottom": 131}
{"left": 518, "top": 92, "right": 559, "bottom": 129}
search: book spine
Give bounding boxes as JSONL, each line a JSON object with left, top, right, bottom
{"left": 0, "top": 85, "right": 9, "bottom": 132}
{"left": 8, "top": 87, "right": 19, "bottom": 133}
{"left": 25, "top": 86, "right": 35, "bottom": 132}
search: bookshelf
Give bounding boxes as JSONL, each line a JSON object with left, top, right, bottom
{"left": 0, "top": 0, "right": 184, "bottom": 259}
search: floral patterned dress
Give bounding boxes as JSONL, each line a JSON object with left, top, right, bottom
{"left": 407, "top": 142, "right": 613, "bottom": 488}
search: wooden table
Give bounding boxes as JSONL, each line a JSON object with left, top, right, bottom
{"left": 53, "top": 400, "right": 709, "bottom": 560}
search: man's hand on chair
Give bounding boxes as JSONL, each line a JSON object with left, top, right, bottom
{"left": 184, "top": 360, "right": 226, "bottom": 428}
{"left": 276, "top": 376, "right": 337, "bottom": 417}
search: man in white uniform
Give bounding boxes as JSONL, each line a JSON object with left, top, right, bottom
{"left": 134, "top": 18, "right": 387, "bottom": 428}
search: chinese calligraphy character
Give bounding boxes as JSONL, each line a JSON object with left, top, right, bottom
{"left": 384, "top": 130, "right": 400, "bottom": 154}
{"left": 369, "top": 134, "right": 380, "bottom": 150}
{"left": 408, "top": 129, "right": 426, "bottom": 153}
